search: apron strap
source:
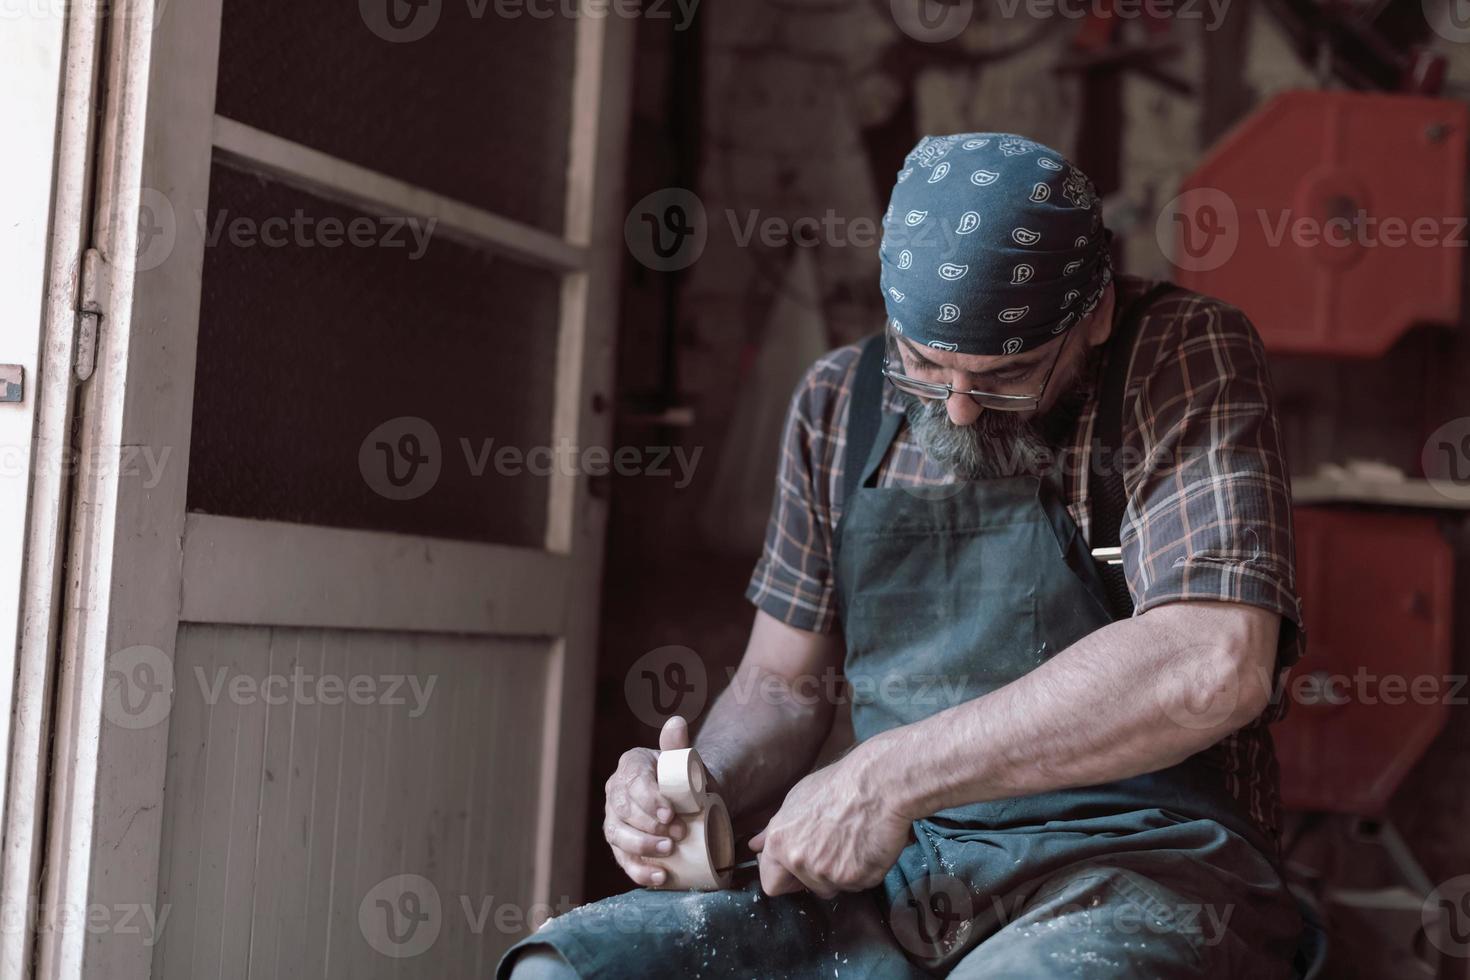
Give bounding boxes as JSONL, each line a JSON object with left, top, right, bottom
{"left": 1089, "top": 280, "right": 1180, "bottom": 619}
{"left": 843, "top": 333, "right": 890, "bottom": 502}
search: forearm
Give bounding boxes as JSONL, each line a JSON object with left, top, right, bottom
{"left": 867, "top": 603, "right": 1278, "bottom": 819}
{"left": 695, "top": 663, "right": 837, "bottom": 821}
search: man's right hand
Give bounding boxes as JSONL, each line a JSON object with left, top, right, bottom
{"left": 603, "top": 715, "right": 696, "bottom": 887}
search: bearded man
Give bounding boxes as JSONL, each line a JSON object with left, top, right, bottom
{"left": 500, "top": 133, "right": 1307, "bottom": 979}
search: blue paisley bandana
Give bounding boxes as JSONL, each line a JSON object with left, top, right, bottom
{"left": 878, "top": 133, "right": 1113, "bottom": 356}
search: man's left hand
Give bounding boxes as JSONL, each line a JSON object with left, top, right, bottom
{"left": 750, "top": 741, "right": 912, "bottom": 899}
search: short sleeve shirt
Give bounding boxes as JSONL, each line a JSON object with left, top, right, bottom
{"left": 745, "top": 274, "right": 1304, "bottom": 839}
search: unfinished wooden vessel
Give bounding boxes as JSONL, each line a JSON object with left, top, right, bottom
{"left": 650, "top": 748, "right": 734, "bottom": 891}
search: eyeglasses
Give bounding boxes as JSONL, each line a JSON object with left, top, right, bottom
{"left": 882, "top": 317, "right": 1076, "bottom": 412}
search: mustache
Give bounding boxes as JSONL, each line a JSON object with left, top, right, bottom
{"left": 905, "top": 399, "right": 1049, "bottom": 480}
{"left": 903, "top": 349, "right": 1099, "bottom": 480}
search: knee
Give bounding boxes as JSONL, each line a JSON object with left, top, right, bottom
{"left": 506, "top": 946, "right": 580, "bottom": 980}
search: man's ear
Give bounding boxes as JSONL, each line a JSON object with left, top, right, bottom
{"left": 1082, "top": 282, "right": 1116, "bottom": 348}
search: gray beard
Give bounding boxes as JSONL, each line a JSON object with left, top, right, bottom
{"left": 904, "top": 351, "right": 1099, "bottom": 480}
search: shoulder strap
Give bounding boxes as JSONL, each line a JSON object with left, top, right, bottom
{"left": 842, "top": 334, "right": 888, "bottom": 503}
{"left": 1090, "top": 281, "right": 1178, "bottom": 618}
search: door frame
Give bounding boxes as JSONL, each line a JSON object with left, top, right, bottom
{"left": 0, "top": 1, "right": 106, "bottom": 976}
{"left": 35, "top": 2, "right": 635, "bottom": 976}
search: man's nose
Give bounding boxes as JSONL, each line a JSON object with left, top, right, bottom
{"left": 945, "top": 393, "right": 983, "bottom": 427}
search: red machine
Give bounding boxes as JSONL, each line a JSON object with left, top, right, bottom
{"left": 1173, "top": 91, "right": 1467, "bottom": 357}
{"left": 1274, "top": 508, "right": 1455, "bottom": 813}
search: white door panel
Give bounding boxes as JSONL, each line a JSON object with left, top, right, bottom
{"left": 152, "top": 625, "right": 551, "bottom": 979}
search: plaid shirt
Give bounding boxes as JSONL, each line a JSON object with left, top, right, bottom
{"left": 746, "top": 274, "right": 1304, "bottom": 841}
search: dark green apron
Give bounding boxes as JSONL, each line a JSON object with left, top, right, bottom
{"left": 837, "top": 284, "right": 1285, "bottom": 971}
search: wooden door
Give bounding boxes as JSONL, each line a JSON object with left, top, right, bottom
{"left": 35, "top": 3, "right": 634, "bottom": 977}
